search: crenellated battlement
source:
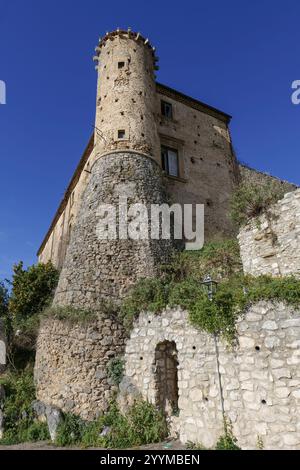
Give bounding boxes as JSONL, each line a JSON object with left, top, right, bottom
{"left": 95, "top": 28, "right": 157, "bottom": 57}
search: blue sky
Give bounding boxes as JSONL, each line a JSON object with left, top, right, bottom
{"left": 0, "top": 0, "right": 299, "bottom": 280}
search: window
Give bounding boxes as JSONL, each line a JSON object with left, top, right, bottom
{"left": 67, "top": 223, "right": 72, "bottom": 243}
{"left": 70, "top": 191, "right": 75, "bottom": 207}
{"left": 161, "top": 145, "right": 179, "bottom": 177}
{"left": 118, "top": 129, "right": 126, "bottom": 139}
{"left": 118, "top": 61, "right": 125, "bottom": 69}
{"left": 161, "top": 100, "right": 173, "bottom": 119}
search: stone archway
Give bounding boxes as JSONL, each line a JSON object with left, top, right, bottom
{"left": 154, "top": 340, "right": 179, "bottom": 416}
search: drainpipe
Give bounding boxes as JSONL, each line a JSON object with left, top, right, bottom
{"left": 213, "top": 333, "right": 226, "bottom": 431}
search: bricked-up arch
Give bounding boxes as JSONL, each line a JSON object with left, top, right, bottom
{"left": 154, "top": 340, "right": 179, "bottom": 416}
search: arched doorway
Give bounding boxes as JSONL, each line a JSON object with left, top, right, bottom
{"left": 154, "top": 341, "right": 179, "bottom": 416}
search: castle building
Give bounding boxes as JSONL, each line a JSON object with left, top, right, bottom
{"left": 34, "top": 30, "right": 300, "bottom": 449}
{"left": 38, "top": 29, "right": 240, "bottom": 274}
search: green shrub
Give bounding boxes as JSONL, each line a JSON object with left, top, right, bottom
{"left": 215, "top": 418, "right": 241, "bottom": 450}
{"left": 55, "top": 413, "right": 86, "bottom": 447}
{"left": 186, "top": 441, "right": 207, "bottom": 450}
{"left": 256, "top": 434, "right": 264, "bottom": 450}
{"left": 119, "top": 240, "right": 242, "bottom": 333}
{"left": 215, "top": 433, "right": 240, "bottom": 450}
{"left": 8, "top": 261, "right": 59, "bottom": 332}
{"left": 0, "top": 280, "right": 9, "bottom": 318}
{"left": 101, "top": 401, "right": 167, "bottom": 449}
{"left": 0, "top": 369, "right": 50, "bottom": 445}
{"left": 55, "top": 401, "right": 167, "bottom": 449}
{"left": 81, "top": 420, "right": 105, "bottom": 448}
{"left": 168, "top": 278, "right": 204, "bottom": 311}
{"left": 42, "top": 299, "right": 120, "bottom": 325}
{"left": 230, "top": 180, "right": 291, "bottom": 227}
{"left": 120, "top": 278, "right": 169, "bottom": 331}
{"left": 9, "top": 346, "right": 36, "bottom": 372}
{"left": 127, "top": 400, "right": 168, "bottom": 446}
{"left": 120, "top": 243, "right": 300, "bottom": 344}
{"left": 23, "top": 421, "right": 50, "bottom": 442}
{"left": 42, "top": 305, "right": 97, "bottom": 324}
{"left": 107, "top": 357, "right": 125, "bottom": 386}
{"left": 163, "top": 239, "right": 242, "bottom": 282}
{"left": 0, "top": 280, "right": 11, "bottom": 338}
{"left": 188, "top": 286, "right": 238, "bottom": 343}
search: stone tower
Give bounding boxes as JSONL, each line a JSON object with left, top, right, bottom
{"left": 53, "top": 30, "right": 172, "bottom": 308}
{"left": 94, "top": 29, "right": 160, "bottom": 160}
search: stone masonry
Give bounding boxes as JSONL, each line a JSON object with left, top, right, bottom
{"left": 35, "top": 314, "right": 126, "bottom": 420}
{"left": 120, "top": 304, "right": 300, "bottom": 449}
{"left": 53, "top": 29, "right": 174, "bottom": 307}
{"left": 34, "top": 29, "right": 300, "bottom": 450}
{"left": 38, "top": 29, "right": 240, "bottom": 268}
{"left": 53, "top": 152, "right": 173, "bottom": 307}
{"left": 238, "top": 188, "right": 300, "bottom": 277}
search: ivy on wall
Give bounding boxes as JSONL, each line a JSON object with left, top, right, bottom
{"left": 120, "top": 241, "right": 300, "bottom": 344}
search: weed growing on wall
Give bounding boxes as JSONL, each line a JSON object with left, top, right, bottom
{"left": 229, "top": 179, "right": 292, "bottom": 227}
{"left": 162, "top": 238, "right": 242, "bottom": 282}
{"left": 120, "top": 278, "right": 169, "bottom": 331}
{"left": 120, "top": 240, "right": 300, "bottom": 344}
{"left": 215, "top": 433, "right": 240, "bottom": 450}
{"left": 41, "top": 305, "right": 98, "bottom": 324}
{"left": 107, "top": 357, "right": 125, "bottom": 386}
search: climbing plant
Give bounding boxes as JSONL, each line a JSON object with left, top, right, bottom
{"left": 120, "top": 240, "right": 300, "bottom": 344}
{"left": 229, "top": 179, "right": 292, "bottom": 227}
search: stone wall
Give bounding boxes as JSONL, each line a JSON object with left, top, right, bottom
{"left": 238, "top": 189, "right": 300, "bottom": 277}
{"left": 39, "top": 87, "right": 239, "bottom": 267}
{"left": 158, "top": 90, "right": 239, "bottom": 239}
{"left": 120, "top": 304, "right": 300, "bottom": 449}
{"left": 53, "top": 152, "right": 173, "bottom": 307}
{"left": 34, "top": 314, "right": 126, "bottom": 420}
{"left": 239, "top": 164, "right": 297, "bottom": 192}
{"left": 38, "top": 139, "right": 95, "bottom": 269}
{"left": 94, "top": 30, "right": 160, "bottom": 162}
{"left": 38, "top": 30, "right": 239, "bottom": 267}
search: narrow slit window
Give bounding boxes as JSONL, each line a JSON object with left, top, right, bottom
{"left": 161, "top": 100, "right": 173, "bottom": 119}
{"left": 118, "top": 129, "right": 126, "bottom": 139}
{"left": 161, "top": 145, "right": 179, "bottom": 177}
{"left": 70, "top": 191, "right": 75, "bottom": 207}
